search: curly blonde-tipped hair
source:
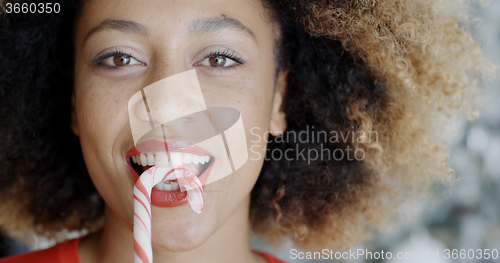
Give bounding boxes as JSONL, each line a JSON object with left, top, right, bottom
{"left": 250, "top": 0, "right": 497, "bottom": 250}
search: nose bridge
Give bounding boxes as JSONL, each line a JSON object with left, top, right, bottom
{"left": 144, "top": 69, "right": 206, "bottom": 126}
{"left": 128, "top": 70, "right": 208, "bottom": 145}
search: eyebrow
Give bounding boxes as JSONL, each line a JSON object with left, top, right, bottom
{"left": 83, "top": 15, "right": 256, "bottom": 45}
{"left": 188, "top": 15, "right": 257, "bottom": 43}
{"left": 83, "top": 19, "right": 148, "bottom": 44}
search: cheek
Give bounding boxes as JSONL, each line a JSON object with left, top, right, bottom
{"left": 73, "top": 71, "right": 132, "bottom": 147}
{"left": 75, "top": 87, "right": 118, "bottom": 155}
{"left": 200, "top": 70, "right": 276, "bottom": 125}
{"left": 202, "top": 75, "right": 275, "bottom": 190}
{"left": 200, "top": 76, "right": 274, "bottom": 165}
{"left": 73, "top": 74, "right": 136, "bottom": 213}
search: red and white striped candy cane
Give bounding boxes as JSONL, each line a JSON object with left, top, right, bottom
{"left": 133, "top": 166, "right": 204, "bottom": 263}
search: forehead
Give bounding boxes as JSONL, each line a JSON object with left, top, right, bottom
{"left": 74, "top": 0, "right": 275, "bottom": 47}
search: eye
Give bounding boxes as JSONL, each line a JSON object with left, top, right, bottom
{"left": 91, "top": 49, "right": 146, "bottom": 69}
{"left": 99, "top": 54, "right": 143, "bottom": 67}
{"left": 196, "top": 49, "right": 245, "bottom": 70}
{"left": 199, "top": 55, "right": 238, "bottom": 68}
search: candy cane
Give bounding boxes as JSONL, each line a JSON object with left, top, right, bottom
{"left": 133, "top": 166, "right": 204, "bottom": 263}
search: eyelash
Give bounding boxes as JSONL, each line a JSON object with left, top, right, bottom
{"left": 91, "top": 48, "right": 245, "bottom": 71}
{"left": 91, "top": 48, "right": 134, "bottom": 69}
{"left": 202, "top": 49, "right": 246, "bottom": 71}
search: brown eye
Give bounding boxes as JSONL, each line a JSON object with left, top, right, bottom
{"left": 209, "top": 55, "right": 227, "bottom": 67}
{"left": 96, "top": 53, "right": 144, "bottom": 68}
{"left": 113, "top": 55, "right": 131, "bottom": 66}
{"left": 199, "top": 54, "right": 238, "bottom": 68}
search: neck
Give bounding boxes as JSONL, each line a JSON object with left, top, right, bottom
{"left": 79, "top": 195, "right": 265, "bottom": 263}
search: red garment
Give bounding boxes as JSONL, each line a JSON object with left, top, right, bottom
{"left": 0, "top": 238, "right": 80, "bottom": 263}
{"left": 252, "top": 250, "right": 287, "bottom": 263}
{"left": 0, "top": 237, "right": 286, "bottom": 263}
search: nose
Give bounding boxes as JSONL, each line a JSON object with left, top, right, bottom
{"left": 128, "top": 70, "right": 209, "bottom": 145}
{"left": 144, "top": 69, "right": 206, "bottom": 126}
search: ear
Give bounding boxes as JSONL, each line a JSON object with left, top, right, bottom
{"left": 269, "top": 70, "right": 288, "bottom": 136}
{"left": 70, "top": 92, "right": 79, "bottom": 136}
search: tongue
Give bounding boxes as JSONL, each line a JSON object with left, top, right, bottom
{"left": 145, "top": 166, "right": 204, "bottom": 213}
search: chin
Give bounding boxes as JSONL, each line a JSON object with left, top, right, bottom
{"left": 150, "top": 209, "right": 216, "bottom": 252}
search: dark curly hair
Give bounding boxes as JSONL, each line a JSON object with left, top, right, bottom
{"left": 0, "top": 0, "right": 495, "bottom": 249}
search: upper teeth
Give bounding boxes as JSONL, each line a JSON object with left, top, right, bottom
{"left": 131, "top": 152, "right": 211, "bottom": 167}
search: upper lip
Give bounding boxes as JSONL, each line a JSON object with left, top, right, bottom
{"left": 126, "top": 139, "right": 213, "bottom": 158}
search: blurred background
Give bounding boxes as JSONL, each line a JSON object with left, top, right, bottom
{"left": 1, "top": 0, "right": 499, "bottom": 262}
{"left": 252, "top": 0, "right": 500, "bottom": 262}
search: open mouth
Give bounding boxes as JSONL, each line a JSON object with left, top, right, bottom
{"left": 128, "top": 152, "right": 212, "bottom": 191}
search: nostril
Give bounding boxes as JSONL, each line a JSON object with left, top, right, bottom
{"left": 129, "top": 90, "right": 157, "bottom": 145}
{"left": 179, "top": 114, "right": 196, "bottom": 123}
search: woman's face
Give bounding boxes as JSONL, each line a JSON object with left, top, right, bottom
{"left": 72, "top": 0, "right": 286, "bottom": 252}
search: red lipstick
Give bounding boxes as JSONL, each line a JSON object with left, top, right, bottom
{"left": 126, "top": 140, "right": 213, "bottom": 207}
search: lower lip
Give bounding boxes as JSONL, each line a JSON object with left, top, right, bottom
{"left": 126, "top": 161, "right": 212, "bottom": 207}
